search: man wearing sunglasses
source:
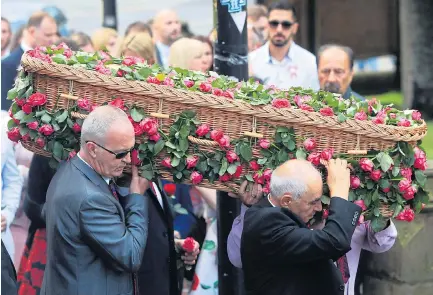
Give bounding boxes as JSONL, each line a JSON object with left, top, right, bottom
{"left": 249, "top": 1, "right": 319, "bottom": 91}
{"left": 41, "top": 105, "right": 150, "bottom": 295}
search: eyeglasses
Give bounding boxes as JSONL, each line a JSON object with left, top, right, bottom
{"left": 268, "top": 20, "right": 295, "bottom": 30}
{"left": 86, "top": 141, "right": 133, "bottom": 159}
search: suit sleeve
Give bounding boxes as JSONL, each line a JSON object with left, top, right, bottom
{"left": 1, "top": 59, "right": 17, "bottom": 110}
{"left": 258, "top": 197, "right": 361, "bottom": 264}
{"left": 79, "top": 191, "right": 148, "bottom": 273}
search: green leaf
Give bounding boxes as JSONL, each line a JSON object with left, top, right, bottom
{"left": 414, "top": 170, "right": 426, "bottom": 186}
{"left": 391, "top": 203, "right": 403, "bottom": 218}
{"left": 179, "top": 125, "right": 190, "bottom": 138}
{"left": 337, "top": 113, "right": 347, "bottom": 122}
{"left": 138, "top": 67, "right": 153, "bottom": 78}
{"left": 372, "top": 188, "right": 379, "bottom": 202}
{"left": 200, "top": 284, "right": 211, "bottom": 290}
{"left": 366, "top": 180, "right": 375, "bottom": 190}
{"left": 378, "top": 179, "right": 390, "bottom": 189}
{"left": 285, "top": 139, "right": 296, "bottom": 151}
{"left": 373, "top": 207, "right": 381, "bottom": 217}
{"left": 379, "top": 154, "right": 394, "bottom": 172}
{"left": 240, "top": 144, "right": 253, "bottom": 161}
{"left": 392, "top": 166, "right": 400, "bottom": 177}
{"left": 175, "top": 171, "right": 183, "bottom": 180}
{"left": 348, "top": 191, "right": 356, "bottom": 201}
{"left": 14, "top": 110, "right": 25, "bottom": 121}
{"left": 260, "top": 149, "right": 272, "bottom": 158}
{"left": 52, "top": 54, "right": 66, "bottom": 64}
{"left": 276, "top": 126, "right": 289, "bottom": 133}
{"left": 196, "top": 160, "right": 208, "bottom": 173}
{"left": 277, "top": 150, "right": 288, "bottom": 162}
{"left": 41, "top": 113, "right": 52, "bottom": 123}
{"left": 182, "top": 110, "right": 196, "bottom": 119}
{"left": 219, "top": 158, "right": 228, "bottom": 175}
{"left": 178, "top": 138, "right": 189, "bottom": 152}
{"left": 130, "top": 108, "right": 145, "bottom": 122}
{"left": 35, "top": 110, "right": 46, "bottom": 117}
{"left": 257, "top": 158, "right": 267, "bottom": 165}
{"left": 245, "top": 174, "right": 254, "bottom": 182}
{"left": 227, "top": 164, "right": 238, "bottom": 175}
{"left": 19, "top": 126, "right": 29, "bottom": 136}
{"left": 295, "top": 149, "right": 307, "bottom": 160}
{"left": 7, "top": 119, "right": 17, "bottom": 129}
{"left": 53, "top": 141, "right": 64, "bottom": 159}
{"left": 56, "top": 110, "right": 68, "bottom": 123}
{"left": 213, "top": 281, "right": 219, "bottom": 289}
{"left": 321, "top": 195, "right": 331, "bottom": 205}
{"left": 7, "top": 89, "right": 18, "bottom": 100}
{"left": 154, "top": 139, "right": 165, "bottom": 155}
{"left": 22, "top": 113, "right": 35, "bottom": 123}
{"left": 165, "top": 141, "right": 176, "bottom": 149}
{"left": 171, "top": 157, "right": 181, "bottom": 167}
{"left": 140, "top": 168, "right": 154, "bottom": 180}
{"left": 370, "top": 217, "right": 388, "bottom": 233}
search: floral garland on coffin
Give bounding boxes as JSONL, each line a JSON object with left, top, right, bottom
{"left": 5, "top": 43, "right": 430, "bottom": 232}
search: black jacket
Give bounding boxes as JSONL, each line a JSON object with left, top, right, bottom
{"left": 41, "top": 156, "right": 149, "bottom": 295}
{"left": 1, "top": 240, "right": 17, "bottom": 295}
{"left": 1, "top": 47, "right": 24, "bottom": 111}
{"left": 241, "top": 197, "right": 361, "bottom": 295}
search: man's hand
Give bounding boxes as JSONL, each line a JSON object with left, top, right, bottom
{"left": 228, "top": 180, "right": 263, "bottom": 206}
{"left": 129, "top": 165, "right": 150, "bottom": 195}
{"left": 323, "top": 158, "right": 350, "bottom": 200}
{"left": 175, "top": 239, "right": 200, "bottom": 265}
{"left": 1, "top": 215, "right": 7, "bottom": 232}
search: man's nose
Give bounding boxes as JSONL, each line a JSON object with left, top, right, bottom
{"left": 123, "top": 152, "right": 132, "bottom": 164}
{"left": 327, "top": 71, "right": 338, "bottom": 82}
{"left": 315, "top": 202, "right": 323, "bottom": 212}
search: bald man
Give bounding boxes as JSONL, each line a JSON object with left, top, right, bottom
{"left": 152, "top": 9, "right": 181, "bottom": 67}
{"left": 240, "top": 159, "right": 361, "bottom": 295}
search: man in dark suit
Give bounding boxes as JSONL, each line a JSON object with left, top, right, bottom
{"left": 1, "top": 240, "right": 17, "bottom": 295}
{"left": 41, "top": 105, "right": 149, "bottom": 295}
{"left": 241, "top": 159, "right": 361, "bottom": 295}
{"left": 1, "top": 11, "right": 57, "bottom": 111}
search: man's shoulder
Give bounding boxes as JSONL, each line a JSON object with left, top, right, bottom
{"left": 244, "top": 206, "right": 296, "bottom": 232}
{"left": 2, "top": 48, "right": 23, "bottom": 66}
{"left": 292, "top": 43, "right": 317, "bottom": 64}
{"left": 249, "top": 43, "right": 268, "bottom": 62}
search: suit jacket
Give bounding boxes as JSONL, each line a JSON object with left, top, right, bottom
{"left": 241, "top": 197, "right": 361, "bottom": 295}
{"left": 1, "top": 47, "right": 24, "bottom": 111}
{"left": 41, "top": 156, "right": 149, "bottom": 295}
{"left": 1, "top": 240, "right": 17, "bottom": 295}
{"left": 136, "top": 184, "right": 180, "bottom": 295}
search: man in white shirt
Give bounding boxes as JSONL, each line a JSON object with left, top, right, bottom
{"left": 249, "top": 1, "right": 319, "bottom": 90}
{"left": 152, "top": 9, "right": 182, "bottom": 68}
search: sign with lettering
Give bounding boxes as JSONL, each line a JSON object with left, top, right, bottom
{"left": 220, "top": 0, "right": 246, "bottom": 14}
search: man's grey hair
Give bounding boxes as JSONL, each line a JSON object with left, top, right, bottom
{"left": 270, "top": 174, "right": 308, "bottom": 200}
{"left": 317, "top": 44, "right": 355, "bottom": 70}
{"left": 80, "top": 105, "right": 128, "bottom": 147}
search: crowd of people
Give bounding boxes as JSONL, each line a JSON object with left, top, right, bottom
{"left": 1, "top": 1, "right": 399, "bottom": 295}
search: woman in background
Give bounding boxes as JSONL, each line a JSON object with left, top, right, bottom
{"left": 169, "top": 38, "right": 207, "bottom": 72}
{"left": 91, "top": 27, "right": 118, "bottom": 56}
{"left": 117, "top": 32, "right": 155, "bottom": 64}
{"left": 70, "top": 32, "right": 94, "bottom": 52}
{"left": 193, "top": 36, "right": 214, "bottom": 72}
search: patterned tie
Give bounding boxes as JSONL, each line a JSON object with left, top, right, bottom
{"left": 337, "top": 255, "right": 350, "bottom": 284}
{"left": 108, "top": 181, "right": 119, "bottom": 201}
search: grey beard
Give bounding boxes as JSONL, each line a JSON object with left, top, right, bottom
{"left": 323, "top": 82, "right": 341, "bottom": 94}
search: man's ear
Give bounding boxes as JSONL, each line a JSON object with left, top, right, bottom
{"left": 280, "top": 194, "right": 293, "bottom": 208}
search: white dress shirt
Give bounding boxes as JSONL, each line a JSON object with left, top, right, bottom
{"left": 249, "top": 41, "right": 320, "bottom": 90}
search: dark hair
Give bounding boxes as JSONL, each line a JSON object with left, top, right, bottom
{"left": 27, "top": 11, "right": 55, "bottom": 29}
{"left": 181, "top": 22, "right": 194, "bottom": 38}
{"left": 268, "top": 1, "right": 297, "bottom": 21}
{"left": 1, "top": 16, "right": 10, "bottom": 24}
{"left": 70, "top": 32, "right": 93, "bottom": 48}
{"left": 125, "top": 21, "right": 152, "bottom": 38}
{"left": 317, "top": 44, "right": 355, "bottom": 69}
{"left": 56, "top": 37, "right": 80, "bottom": 51}
{"left": 193, "top": 35, "right": 214, "bottom": 71}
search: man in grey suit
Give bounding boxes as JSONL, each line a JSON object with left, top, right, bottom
{"left": 41, "top": 105, "right": 149, "bottom": 295}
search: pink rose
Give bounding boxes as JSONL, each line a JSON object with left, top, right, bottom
{"left": 370, "top": 169, "right": 382, "bottom": 182}
{"left": 307, "top": 152, "right": 321, "bottom": 166}
{"left": 354, "top": 200, "right": 367, "bottom": 211}
{"left": 35, "top": 137, "right": 46, "bottom": 148}
{"left": 382, "top": 187, "right": 390, "bottom": 193}
{"left": 27, "top": 121, "right": 39, "bottom": 130}
{"left": 403, "top": 185, "right": 417, "bottom": 200}
{"left": 131, "top": 149, "right": 142, "bottom": 166}
{"left": 68, "top": 150, "right": 77, "bottom": 161}
{"left": 372, "top": 114, "right": 386, "bottom": 125}
{"left": 357, "top": 214, "right": 365, "bottom": 225}
{"left": 271, "top": 99, "right": 290, "bottom": 109}
{"left": 162, "top": 157, "right": 172, "bottom": 168}
{"left": 22, "top": 104, "right": 33, "bottom": 114}
{"left": 15, "top": 98, "right": 26, "bottom": 106}
{"left": 212, "top": 88, "right": 223, "bottom": 96}
{"left": 140, "top": 118, "right": 159, "bottom": 135}
{"left": 253, "top": 172, "right": 265, "bottom": 184}
{"left": 389, "top": 113, "right": 397, "bottom": 119}
{"left": 359, "top": 158, "right": 374, "bottom": 172}
{"left": 21, "top": 133, "right": 30, "bottom": 142}
{"left": 186, "top": 156, "right": 199, "bottom": 169}
{"left": 414, "top": 158, "right": 427, "bottom": 171}
{"left": 109, "top": 98, "right": 125, "bottom": 110}
{"left": 77, "top": 98, "right": 92, "bottom": 111}
{"left": 263, "top": 182, "right": 270, "bottom": 194}
{"left": 219, "top": 173, "right": 231, "bottom": 182}
{"left": 233, "top": 165, "right": 243, "bottom": 178}
{"left": 319, "top": 107, "right": 334, "bottom": 117}
{"left": 191, "top": 171, "right": 203, "bottom": 185}
{"left": 303, "top": 138, "right": 317, "bottom": 151}
{"left": 146, "top": 76, "right": 161, "bottom": 85}
{"left": 395, "top": 208, "right": 415, "bottom": 222}
{"left": 414, "top": 147, "right": 426, "bottom": 160}
{"left": 217, "top": 135, "right": 231, "bottom": 148}
{"left": 354, "top": 111, "right": 367, "bottom": 121}
{"left": 184, "top": 80, "right": 195, "bottom": 88}
{"left": 397, "top": 119, "right": 411, "bottom": 127}
{"left": 72, "top": 122, "right": 81, "bottom": 133}
{"left": 28, "top": 93, "right": 47, "bottom": 106}
{"left": 38, "top": 124, "right": 54, "bottom": 136}
{"left": 149, "top": 133, "right": 161, "bottom": 142}
{"left": 400, "top": 167, "right": 412, "bottom": 180}
{"left": 320, "top": 148, "right": 334, "bottom": 161}
{"left": 249, "top": 160, "right": 260, "bottom": 171}
{"left": 263, "top": 168, "right": 272, "bottom": 181}
{"left": 122, "top": 57, "right": 137, "bottom": 66}
{"left": 199, "top": 82, "right": 212, "bottom": 93}
{"left": 322, "top": 209, "right": 329, "bottom": 220}
{"left": 210, "top": 129, "right": 224, "bottom": 141}
{"left": 300, "top": 104, "right": 314, "bottom": 112}
{"left": 398, "top": 179, "right": 412, "bottom": 192}
{"left": 226, "top": 151, "right": 239, "bottom": 163}
{"left": 6, "top": 127, "right": 21, "bottom": 142}
{"left": 195, "top": 124, "right": 210, "bottom": 137}
{"left": 350, "top": 175, "right": 361, "bottom": 189}
{"left": 163, "top": 77, "right": 175, "bottom": 87}
{"left": 117, "top": 70, "right": 125, "bottom": 77}
{"left": 412, "top": 111, "right": 422, "bottom": 121}
{"left": 223, "top": 90, "right": 235, "bottom": 99}
{"left": 258, "top": 139, "right": 271, "bottom": 149}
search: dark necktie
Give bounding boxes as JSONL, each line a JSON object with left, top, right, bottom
{"left": 108, "top": 181, "right": 119, "bottom": 201}
{"left": 337, "top": 255, "right": 350, "bottom": 284}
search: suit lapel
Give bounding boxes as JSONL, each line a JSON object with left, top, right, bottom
{"left": 147, "top": 182, "right": 174, "bottom": 227}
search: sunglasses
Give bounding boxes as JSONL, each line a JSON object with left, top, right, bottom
{"left": 269, "top": 20, "right": 295, "bottom": 30}
{"left": 86, "top": 141, "right": 133, "bottom": 159}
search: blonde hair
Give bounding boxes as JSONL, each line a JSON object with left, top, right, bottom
{"left": 91, "top": 27, "right": 117, "bottom": 51}
{"left": 169, "top": 38, "right": 204, "bottom": 69}
{"left": 118, "top": 32, "right": 155, "bottom": 62}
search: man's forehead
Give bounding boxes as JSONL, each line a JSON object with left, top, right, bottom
{"left": 269, "top": 10, "right": 295, "bottom": 22}
{"left": 319, "top": 48, "right": 351, "bottom": 69}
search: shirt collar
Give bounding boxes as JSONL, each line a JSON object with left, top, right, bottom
{"left": 267, "top": 194, "right": 276, "bottom": 207}
{"left": 77, "top": 152, "right": 110, "bottom": 184}
{"left": 20, "top": 41, "right": 33, "bottom": 53}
